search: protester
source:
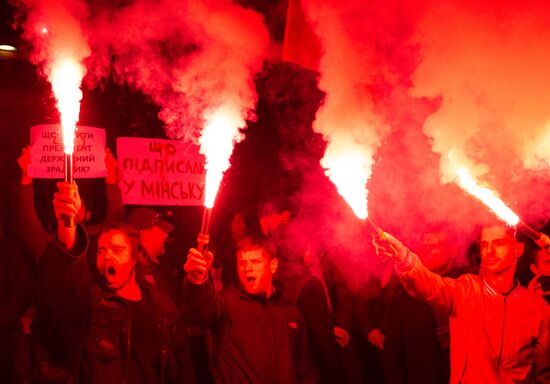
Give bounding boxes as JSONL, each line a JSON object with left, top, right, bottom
{"left": 182, "top": 234, "right": 321, "bottom": 383}
{"left": 16, "top": 145, "right": 125, "bottom": 260}
{"left": 318, "top": 252, "right": 365, "bottom": 384}
{"left": 276, "top": 249, "right": 340, "bottom": 384}
{"left": 211, "top": 210, "right": 253, "bottom": 290}
{"left": 528, "top": 228, "right": 550, "bottom": 305}
{"left": 365, "top": 229, "right": 467, "bottom": 384}
{"left": 32, "top": 181, "right": 188, "bottom": 383}
{"left": 128, "top": 207, "right": 176, "bottom": 300}
{"left": 0, "top": 215, "right": 34, "bottom": 382}
{"left": 373, "top": 221, "right": 550, "bottom": 383}
{"left": 259, "top": 200, "right": 341, "bottom": 383}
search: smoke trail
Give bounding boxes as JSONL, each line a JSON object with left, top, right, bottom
{"left": 411, "top": 0, "right": 550, "bottom": 221}
{"left": 300, "top": 0, "right": 395, "bottom": 219}
{"left": 175, "top": 0, "right": 269, "bottom": 207}
{"left": 14, "top": 0, "right": 91, "bottom": 141}
{"left": 87, "top": 0, "right": 269, "bottom": 145}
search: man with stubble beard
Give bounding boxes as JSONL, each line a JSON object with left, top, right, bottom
{"left": 33, "top": 181, "right": 186, "bottom": 383}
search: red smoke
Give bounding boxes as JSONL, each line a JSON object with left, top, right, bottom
{"left": 282, "top": 0, "right": 550, "bottom": 288}
{"left": 86, "top": 0, "right": 268, "bottom": 144}
{"left": 12, "top": 0, "right": 550, "bottom": 291}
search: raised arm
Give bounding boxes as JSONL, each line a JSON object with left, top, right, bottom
{"left": 33, "top": 184, "right": 91, "bottom": 371}
{"left": 373, "top": 230, "right": 458, "bottom": 312}
{"left": 53, "top": 182, "right": 81, "bottom": 252}
{"left": 17, "top": 145, "right": 51, "bottom": 260}
{"left": 181, "top": 247, "right": 225, "bottom": 327}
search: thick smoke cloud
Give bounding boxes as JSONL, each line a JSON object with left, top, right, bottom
{"left": 282, "top": 0, "right": 550, "bottom": 289}
{"left": 15, "top": 0, "right": 269, "bottom": 145}
{"left": 87, "top": 0, "right": 269, "bottom": 144}
{"left": 411, "top": 0, "right": 550, "bottom": 221}
{"left": 300, "top": 0, "right": 397, "bottom": 219}
{"left": 12, "top": 0, "right": 550, "bottom": 290}
{"left": 14, "top": 0, "right": 91, "bottom": 130}
{"left": 286, "top": 0, "right": 424, "bottom": 286}
{"left": 15, "top": 0, "right": 90, "bottom": 76}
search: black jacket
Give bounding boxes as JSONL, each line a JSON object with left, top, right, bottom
{"left": 277, "top": 260, "right": 340, "bottom": 384}
{"left": 182, "top": 279, "right": 320, "bottom": 384}
{"left": 33, "top": 224, "right": 179, "bottom": 384}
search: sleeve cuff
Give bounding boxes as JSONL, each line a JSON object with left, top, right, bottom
{"left": 54, "top": 223, "right": 89, "bottom": 259}
{"left": 185, "top": 271, "right": 209, "bottom": 285}
{"left": 394, "top": 249, "right": 415, "bottom": 273}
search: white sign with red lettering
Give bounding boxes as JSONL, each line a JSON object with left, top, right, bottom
{"left": 28, "top": 125, "right": 107, "bottom": 179}
{"left": 117, "top": 137, "right": 205, "bottom": 206}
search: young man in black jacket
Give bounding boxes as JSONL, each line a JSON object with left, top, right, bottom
{"left": 183, "top": 235, "right": 321, "bottom": 383}
{"left": 34, "top": 181, "right": 188, "bottom": 383}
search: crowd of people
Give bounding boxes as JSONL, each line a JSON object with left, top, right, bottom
{"left": 0, "top": 146, "right": 549, "bottom": 384}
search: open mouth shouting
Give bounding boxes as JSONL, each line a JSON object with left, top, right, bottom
{"left": 105, "top": 261, "right": 119, "bottom": 286}
{"left": 246, "top": 276, "right": 256, "bottom": 283}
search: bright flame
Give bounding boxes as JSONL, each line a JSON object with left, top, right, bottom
{"left": 322, "top": 146, "right": 371, "bottom": 220}
{"left": 0, "top": 45, "right": 17, "bottom": 52}
{"left": 455, "top": 167, "right": 519, "bottom": 225}
{"left": 199, "top": 105, "right": 244, "bottom": 208}
{"left": 50, "top": 58, "right": 84, "bottom": 154}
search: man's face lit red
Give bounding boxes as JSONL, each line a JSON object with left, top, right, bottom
{"left": 419, "top": 232, "right": 453, "bottom": 273}
{"left": 479, "top": 225, "right": 523, "bottom": 275}
{"left": 237, "top": 247, "right": 277, "bottom": 295}
{"left": 96, "top": 230, "right": 136, "bottom": 291}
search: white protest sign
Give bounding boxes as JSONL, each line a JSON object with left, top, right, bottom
{"left": 117, "top": 137, "right": 205, "bottom": 206}
{"left": 28, "top": 125, "right": 107, "bottom": 179}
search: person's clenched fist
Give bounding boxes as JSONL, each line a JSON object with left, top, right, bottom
{"left": 184, "top": 248, "right": 213, "bottom": 284}
{"left": 53, "top": 182, "right": 81, "bottom": 221}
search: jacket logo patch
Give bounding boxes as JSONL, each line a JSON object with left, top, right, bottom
{"left": 288, "top": 322, "right": 298, "bottom": 329}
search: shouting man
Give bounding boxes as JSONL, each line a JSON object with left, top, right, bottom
{"left": 182, "top": 235, "right": 320, "bottom": 383}
{"left": 33, "top": 182, "right": 184, "bottom": 383}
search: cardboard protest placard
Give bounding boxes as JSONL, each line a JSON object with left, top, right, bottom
{"left": 117, "top": 137, "right": 205, "bottom": 206}
{"left": 27, "top": 125, "right": 107, "bottom": 179}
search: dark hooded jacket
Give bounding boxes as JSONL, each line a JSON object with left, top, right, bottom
{"left": 182, "top": 278, "right": 320, "bottom": 384}
{"left": 33, "top": 224, "right": 180, "bottom": 384}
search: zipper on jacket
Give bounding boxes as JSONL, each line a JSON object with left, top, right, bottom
{"left": 496, "top": 295, "right": 507, "bottom": 382}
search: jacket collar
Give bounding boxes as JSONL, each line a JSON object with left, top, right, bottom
{"left": 96, "top": 281, "right": 176, "bottom": 317}
{"left": 482, "top": 278, "right": 521, "bottom": 297}
{"left": 236, "top": 280, "right": 284, "bottom": 303}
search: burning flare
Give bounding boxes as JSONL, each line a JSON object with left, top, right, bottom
{"left": 455, "top": 167, "right": 519, "bottom": 225}
{"left": 300, "top": 1, "right": 389, "bottom": 221}
{"left": 199, "top": 105, "right": 244, "bottom": 208}
{"left": 322, "top": 144, "right": 371, "bottom": 220}
{"left": 50, "top": 57, "right": 85, "bottom": 155}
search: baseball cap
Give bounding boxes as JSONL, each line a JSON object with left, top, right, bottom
{"left": 128, "top": 208, "right": 174, "bottom": 233}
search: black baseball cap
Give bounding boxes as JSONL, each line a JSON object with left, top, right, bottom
{"left": 128, "top": 208, "right": 174, "bottom": 233}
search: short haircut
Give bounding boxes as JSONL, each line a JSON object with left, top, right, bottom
{"left": 236, "top": 233, "right": 276, "bottom": 261}
{"left": 479, "top": 221, "right": 524, "bottom": 243}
